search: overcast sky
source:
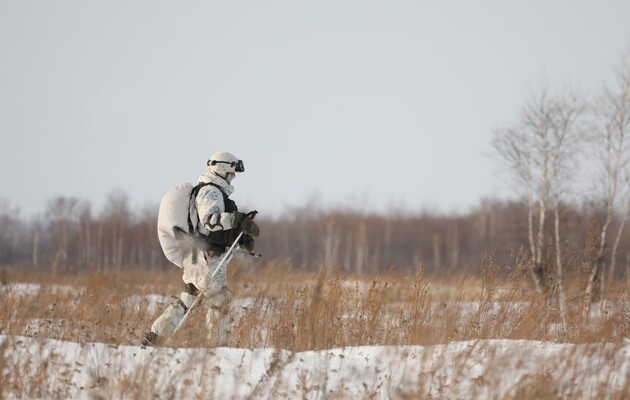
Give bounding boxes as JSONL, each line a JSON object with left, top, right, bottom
{"left": 1, "top": 1, "right": 629, "bottom": 219}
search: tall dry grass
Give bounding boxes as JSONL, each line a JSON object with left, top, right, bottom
{"left": 1, "top": 257, "right": 628, "bottom": 349}
{"left": 1, "top": 256, "right": 629, "bottom": 399}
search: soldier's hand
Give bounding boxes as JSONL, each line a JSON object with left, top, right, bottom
{"left": 239, "top": 234, "right": 255, "bottom": 251}
{"left": 233, "top": 211, "right": 260, "bottom": 237}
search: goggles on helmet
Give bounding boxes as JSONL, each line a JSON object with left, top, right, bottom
{"left": 208, "top": 159, "right": 245, "bottom": 172}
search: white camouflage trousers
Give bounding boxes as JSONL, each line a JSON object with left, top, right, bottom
{"left": 150, "top": 248, "right": 233, "bottom": 346}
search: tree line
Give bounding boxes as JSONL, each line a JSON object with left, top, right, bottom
{"left": 0, "top": 193, "right": 628, "bottom": 277}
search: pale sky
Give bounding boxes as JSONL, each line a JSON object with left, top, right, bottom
{"left": 1, "top": 1, "right": 629, "bottom": 219}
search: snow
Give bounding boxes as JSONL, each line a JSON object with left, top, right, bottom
{"left": 123, "top": 294, "right": 170, "bottom": 315}
{"left": 0, "top": 282, "right": 81, "bottom": 297}
{"left": 2, "top": 283, "right": 629, "bottom": 398}
{"left": 1, "top": 335, "right": 628, "bottom": 399}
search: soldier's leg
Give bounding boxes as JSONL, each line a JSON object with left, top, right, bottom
{"left": 142, "top": 285, "right": 197, "bottom": 346}
{"left": 143, "top": 249, "right": 208, "bottom": 346}
{"left": 180, "top": 249, "right": 233, "bottom": 346}
{"left": 204, "top": 285, "right": 233, "bottom": 346}
{"left": 202, "top": 252, "right": 233, "bottom": 346}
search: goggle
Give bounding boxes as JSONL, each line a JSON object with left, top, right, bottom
{"left": 208, "top": 159, "right": 245, "bottom": 172}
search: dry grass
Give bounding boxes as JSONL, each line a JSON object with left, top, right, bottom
{"left": 1, "top": 258, "right": 629, "bottom": 399}
{"left": 2, "top": 259, "right": 628, "bottom": 349}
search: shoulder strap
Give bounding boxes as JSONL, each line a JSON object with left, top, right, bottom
{"left": 187, "top": 182, "right": 211, "bottom": 234}
{"left": 187, "top": 182, "right": 236, "bottom": 233}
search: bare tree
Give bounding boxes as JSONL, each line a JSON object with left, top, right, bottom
{"left": 431, "top": 232, "right": 441, "bottom": 270}
{"left": 447, "top": 221, "right": 460, "bottom": 271}
{"left": 101, "top": 189, "right": 130, "bottom": 269}
{"left": 492, "top": 86, "right": 585, "bottom": 294}
{"left": 323, "top": 217, "right": 341, "bottom": 272}
{"left": 47, "top": 197, "right": 83, "bottom": 275}
{"left": 585, "top": 47, "right": 630, "bottom": 304}
{"left": 77, "top": 204, "right": 94, "bottom": 269}
{"left": 0, "top": 199, "right": 21, "bottom": 265}
{"left": 31, "top": 218, "right": 41, "bottom": 266}
{"left": 355, "top": 220, "right": 367, "bottom": 275}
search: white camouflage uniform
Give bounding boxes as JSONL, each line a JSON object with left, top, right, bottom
{"left": 149, "top": 171, "right": 238, "bottom": 346}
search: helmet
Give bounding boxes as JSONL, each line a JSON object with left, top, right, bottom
{"left": 206, "top": 152, "right": 244, "bottom": 183}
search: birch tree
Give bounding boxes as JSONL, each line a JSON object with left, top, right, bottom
{"left": 101, "top": 190, "right": 130, "bottom": 269}
{"left": 47, "top": 197, "right": 82, "bottom": 275}
{"left": 492, "top": 87, "right": 584, "bottom": 294}
{"left": 585, "top": 47, "right": 630, "bottom": 304}
{"left": 323, "top": 218, "right": 340, "bottom": 272}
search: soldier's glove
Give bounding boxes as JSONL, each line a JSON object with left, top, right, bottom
{"left": 233, "top": 211, "right": 260, "bottom": 237}
{"left": 239, "top": 234, "right": 255, "bottom": 252}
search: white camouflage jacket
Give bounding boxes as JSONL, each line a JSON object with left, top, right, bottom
{"left": 194, "top": 172, "right": 237, "bottom": 236}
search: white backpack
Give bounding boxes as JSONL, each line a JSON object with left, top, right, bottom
{"left": 157, "top": 183, "right": 200, "bottom": 268}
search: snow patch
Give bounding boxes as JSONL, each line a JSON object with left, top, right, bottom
{"left": 1, "top": 336, "right": 628, "bottom": 399}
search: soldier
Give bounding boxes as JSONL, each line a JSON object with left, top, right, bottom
{"left": 143, "top": 152, "right": 259, "bottom": 346}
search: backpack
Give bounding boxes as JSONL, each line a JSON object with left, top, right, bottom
{"left": 157, "top": 181, "right": 240, "bottom": 268}
{"left": 157, "top": 183, "right": 202, "bottom": 268}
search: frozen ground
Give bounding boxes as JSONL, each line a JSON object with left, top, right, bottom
{"left": 2, "top": 282, "right": 629, "bottom": 398}
{"left": 1, "top": 334, "right": 629, "bottom": 399}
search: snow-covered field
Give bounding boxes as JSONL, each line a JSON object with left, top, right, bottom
{"left": 2, "top": 278, "right": 630, "bottom": 399}
{"left": 1, "top": 335, "right": 628, "bottom": 399}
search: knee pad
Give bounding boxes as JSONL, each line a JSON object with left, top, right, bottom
{"left": 180, "top": 291, "right": 196, "bottom": 309}
{"left": 205, "top": 306, "right": 233, "bottom": 346}
{"left": 150, "top": 298, "right": 187, "bottom": 337}
{"left": 206, "top": 286, "right": 233, "bottom": 314}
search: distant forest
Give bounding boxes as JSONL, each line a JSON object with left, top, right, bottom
{"left": 0, "top": 194, "right": 628, "bottom": 281}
